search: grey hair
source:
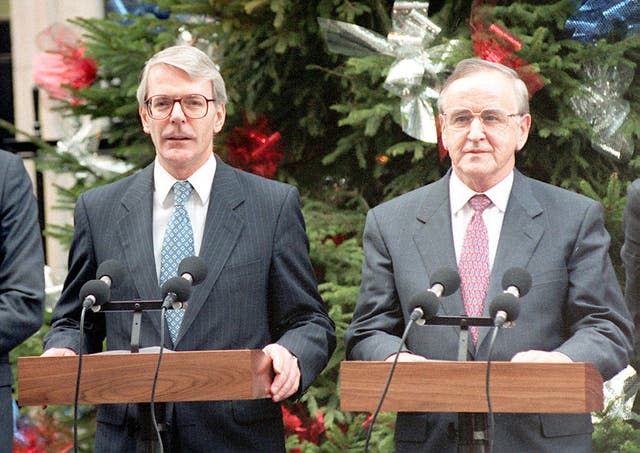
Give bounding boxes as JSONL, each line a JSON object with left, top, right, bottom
{"left": 136, "top": 45, "right": 227, "bottom": 106}
{"left": 437, "top": 58, "right": 529, "bottom": 114}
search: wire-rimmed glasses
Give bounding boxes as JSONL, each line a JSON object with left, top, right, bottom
{"left": 442, "top": 108, "right": 523, "bottom": 131}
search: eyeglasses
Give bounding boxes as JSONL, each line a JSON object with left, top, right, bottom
{"left": 144, "top": 94, "right": 215, "bottom": 120}
{"left": 442, "top": 108, "right": 523, "bottom": 131}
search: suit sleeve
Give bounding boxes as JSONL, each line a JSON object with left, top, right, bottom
{"left": 344, "top": 208, "right": 407, "bottom": 361}
{"left": 621, "top": 179, "right": 640, "bottom": 351}
{"left": 267, "top": 187, "right": 336, "bottom": 395}
{"left": 0, "top": 154, "right": 44, "bottom": 356}
{"left": 43, "top": 193, "right": 105, "bottom": 354}
{"left": 555, "top": 200, "right": 632, "bottom": 380}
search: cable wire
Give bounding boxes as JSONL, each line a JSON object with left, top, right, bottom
{"left": 363, "top": 318, "right": 417, "bottom": 453}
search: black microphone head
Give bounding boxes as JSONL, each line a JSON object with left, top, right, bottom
{"left": 96, "top": 259, "right": 125, "bottom": 287}
{"left": 502, "top": 267, "right": 532, "bottom": 296}
{"left": 177, "top": 256, "right": 208, "bottom": 285}
{"left": 489, "top": 293, "right": 520, "bottom": 322}
{"left": 79, "top": 279, "right": 111, "bottom": 307}
{"left": 430, "top": 267, "right": 461, "bottom": 297}
{"left": 409, "top": 290, "right": 440, "bottom": 320}
{"left": 161, "top": 276, "right": 192, "bottom": 302}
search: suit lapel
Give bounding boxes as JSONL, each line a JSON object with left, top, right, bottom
{"left": 476, "top": 170, "right": 544, "bottom": 348}
{"left": 413, "top": 172, "right": 462, "bottom": 317}
{"left": 118, "top": 165, "right": 160, "bottom": 302}
{"left": 176, "top": 158, "right": 245, "bottom": 344}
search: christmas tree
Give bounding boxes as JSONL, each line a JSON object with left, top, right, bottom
{"left": 10, "top": 0, "right": 640, "bottom": 451}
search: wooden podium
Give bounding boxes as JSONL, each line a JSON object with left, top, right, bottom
{"left": 18, "top": 349, "right": 274, "bottom": 406}
{"left": 340, "top": 361, "right": 603, "bottom": 413}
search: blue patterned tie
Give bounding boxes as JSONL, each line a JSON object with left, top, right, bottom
{"left": 160, "top": 181, "right": 194, "bottom": 344}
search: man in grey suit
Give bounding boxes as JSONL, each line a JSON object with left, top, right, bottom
{"left": 345, "top": 58, "right": 632, "bottom": 452}
{"left": 42, "top": 45, "right": 335, "bottom": 452}
{"left": 622, "top": 179, "right": 640, "bottom": 351}
{"left": 0, "top": 150, "right": 44, "bottom": 453}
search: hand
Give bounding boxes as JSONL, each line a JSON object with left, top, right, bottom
{"left": 262, "top": 343, "right": 300, "bottom": 402}
{"left": 41, "top": 348, "right": 77, "bottom": 357}
{"left": 511, "top": 350, "right": 572, "bottom": 363}
{"left": 39, "top": 348, "right": 77, "bottom": 409}
{"left": 385, "top": 352, "right": 429, "bottom": 362}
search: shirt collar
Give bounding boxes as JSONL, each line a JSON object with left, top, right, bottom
{"left": 449, "top": 170, "right": 513, "bottom": 214}
{"left": 154, "top": 154, "right": 217, "bottom": 206}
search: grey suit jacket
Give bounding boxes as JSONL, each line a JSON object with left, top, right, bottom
{"left": 345, "top": 169, "right": 632, "bottom": 452}
{"left": 0, "top": 150, "right": 44, "bottom": 453}
{"left": 44, "top": 157, "right": 335, "bottom": 452}
{"left": 622, "top": 179, "right": 640, "bottom": 351}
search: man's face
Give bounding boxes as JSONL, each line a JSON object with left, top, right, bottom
{"left": 139, "top": 63, "right": 225, "bottom": 179}
{"left": 439, "top": 70, "right": 531, "bottom": 192}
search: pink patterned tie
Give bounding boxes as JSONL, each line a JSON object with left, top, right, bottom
{"left": 458, "top": 194, "right": 492, "bottom": 345}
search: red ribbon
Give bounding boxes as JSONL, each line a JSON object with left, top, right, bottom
{"left": 226, "top": 116, "right": 284, "bottom": 179}
{"left": 470, "top": 0, "right": 545, "bottom": 97}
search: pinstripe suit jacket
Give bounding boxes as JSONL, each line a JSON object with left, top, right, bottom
{"left": 0, "top": 151, "right": 44, "bottom": 453}
{"left": 44, "top": 156, "right": 335, "bottom": 452}
{"left": 345, "top": 169, "right": 632, "bottom": 452}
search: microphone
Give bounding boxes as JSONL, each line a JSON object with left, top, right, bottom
{"left": 177, "top": 256, "right": 208, "bottom": 285}
{"left": 161, "top": 256, "right": 208, "bottom": 309}
{"left": 80, "top": 279, "right": 110, "bottom": 310}
{"left": 489, "top": 293, "right": 520, "bottom": 327}
{"left": 161, "top": 277, "right": 192, "bottom": 310}
{"left": 96, "top": 259, "right": 125, "bottom": 288}
{"left": 501, "top": 267, "right": 532, "bottom": 298}
{"left": 89, "top": 260, "right": 125, "bottom": 312}
{"left": 409, "top": 291, "right": 439, "bottom": 323}
{"left": 410, "top": 267, "right": 460, "bottom": 324}
{"left": 429, "top": 267, "right": 461, "bottom": 297}
{"left": 489, "top": 267, "right": 532, "bottom": 327}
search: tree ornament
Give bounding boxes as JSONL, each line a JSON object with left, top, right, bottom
{"left": 565, "top": 0, "right": 640, "bottom": 43}
{"left": 569, "top": 61, "right": 634, "bottom": 161}
{"left": 470, "top": 0, "right": 545, "bottom": 97}
{"left": 318, "top": 1, "right": 458, "bottom": 144}
{"left": 56, "top": 117, "right": 134, "bottom": 178}
{"left": 106, "top": 0, "right": 170, "bottom": 19}
{"left": 32, "top": 23, "right": 97, "bottom": 105}
{"left": 226, "top": 116, "right": 284, "bottom": 179}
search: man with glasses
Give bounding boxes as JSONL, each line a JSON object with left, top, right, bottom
{"left": 345, "top": 58, "right": 632, "bottom": 452}
{"left": 42, "top": 45, "right": 335, "bottom": 452}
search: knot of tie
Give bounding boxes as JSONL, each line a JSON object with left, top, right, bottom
{"left": 469, "top": 194, "right": 491, "bottom": 213}
{"left": 173, "top": 181, "right": 192, "bottom": 206}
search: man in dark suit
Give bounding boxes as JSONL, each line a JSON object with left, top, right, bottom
{"left": 345, "top": 58, "right": 632, "bottom": 452}
{"left": 42, "top": 45, "right": 335, "bottom": 452}
{"left": 0, "top": 150, "right": 44, "bottom": 453}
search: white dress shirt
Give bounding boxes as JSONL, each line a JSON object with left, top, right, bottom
{"left": 152, "top": 154, "right": 216, "bottom": 281}
{"left": 449, "top": 171, "right": 513, "bottom": 270}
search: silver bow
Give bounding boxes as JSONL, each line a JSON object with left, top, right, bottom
{"left": 319, "top": 1, "right": 457, "bottom": 143}
{"left": 568, "top": 61, "right": 634, "bottom": 161}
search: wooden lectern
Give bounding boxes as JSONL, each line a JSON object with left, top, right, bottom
{"left": 18, "top": 349, "right": 274, "bottom": 406}
{"left": 340, "top": 361, "right": 603, "bottom": 413}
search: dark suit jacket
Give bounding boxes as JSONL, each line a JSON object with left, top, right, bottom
{"left": 0, "top": 151, "right": 44, "bottom": 453}
{"left": 622, "top": 179, "right": 640, "bottom": 351}
{"left": 44, "top": 157, "right": 335, "bottom": 452}
{"left": 345, "top": 169, "right": 632, "bottom": 452}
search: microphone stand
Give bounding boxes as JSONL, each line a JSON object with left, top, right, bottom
{"left": 97, "top": 299, "right": 182, "bottom": 453}
{"left": 422, "top": 316, "right": 494, "bottom": 453}
{"left": 99, "top": 300, "right": 173, "bottom": 353}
